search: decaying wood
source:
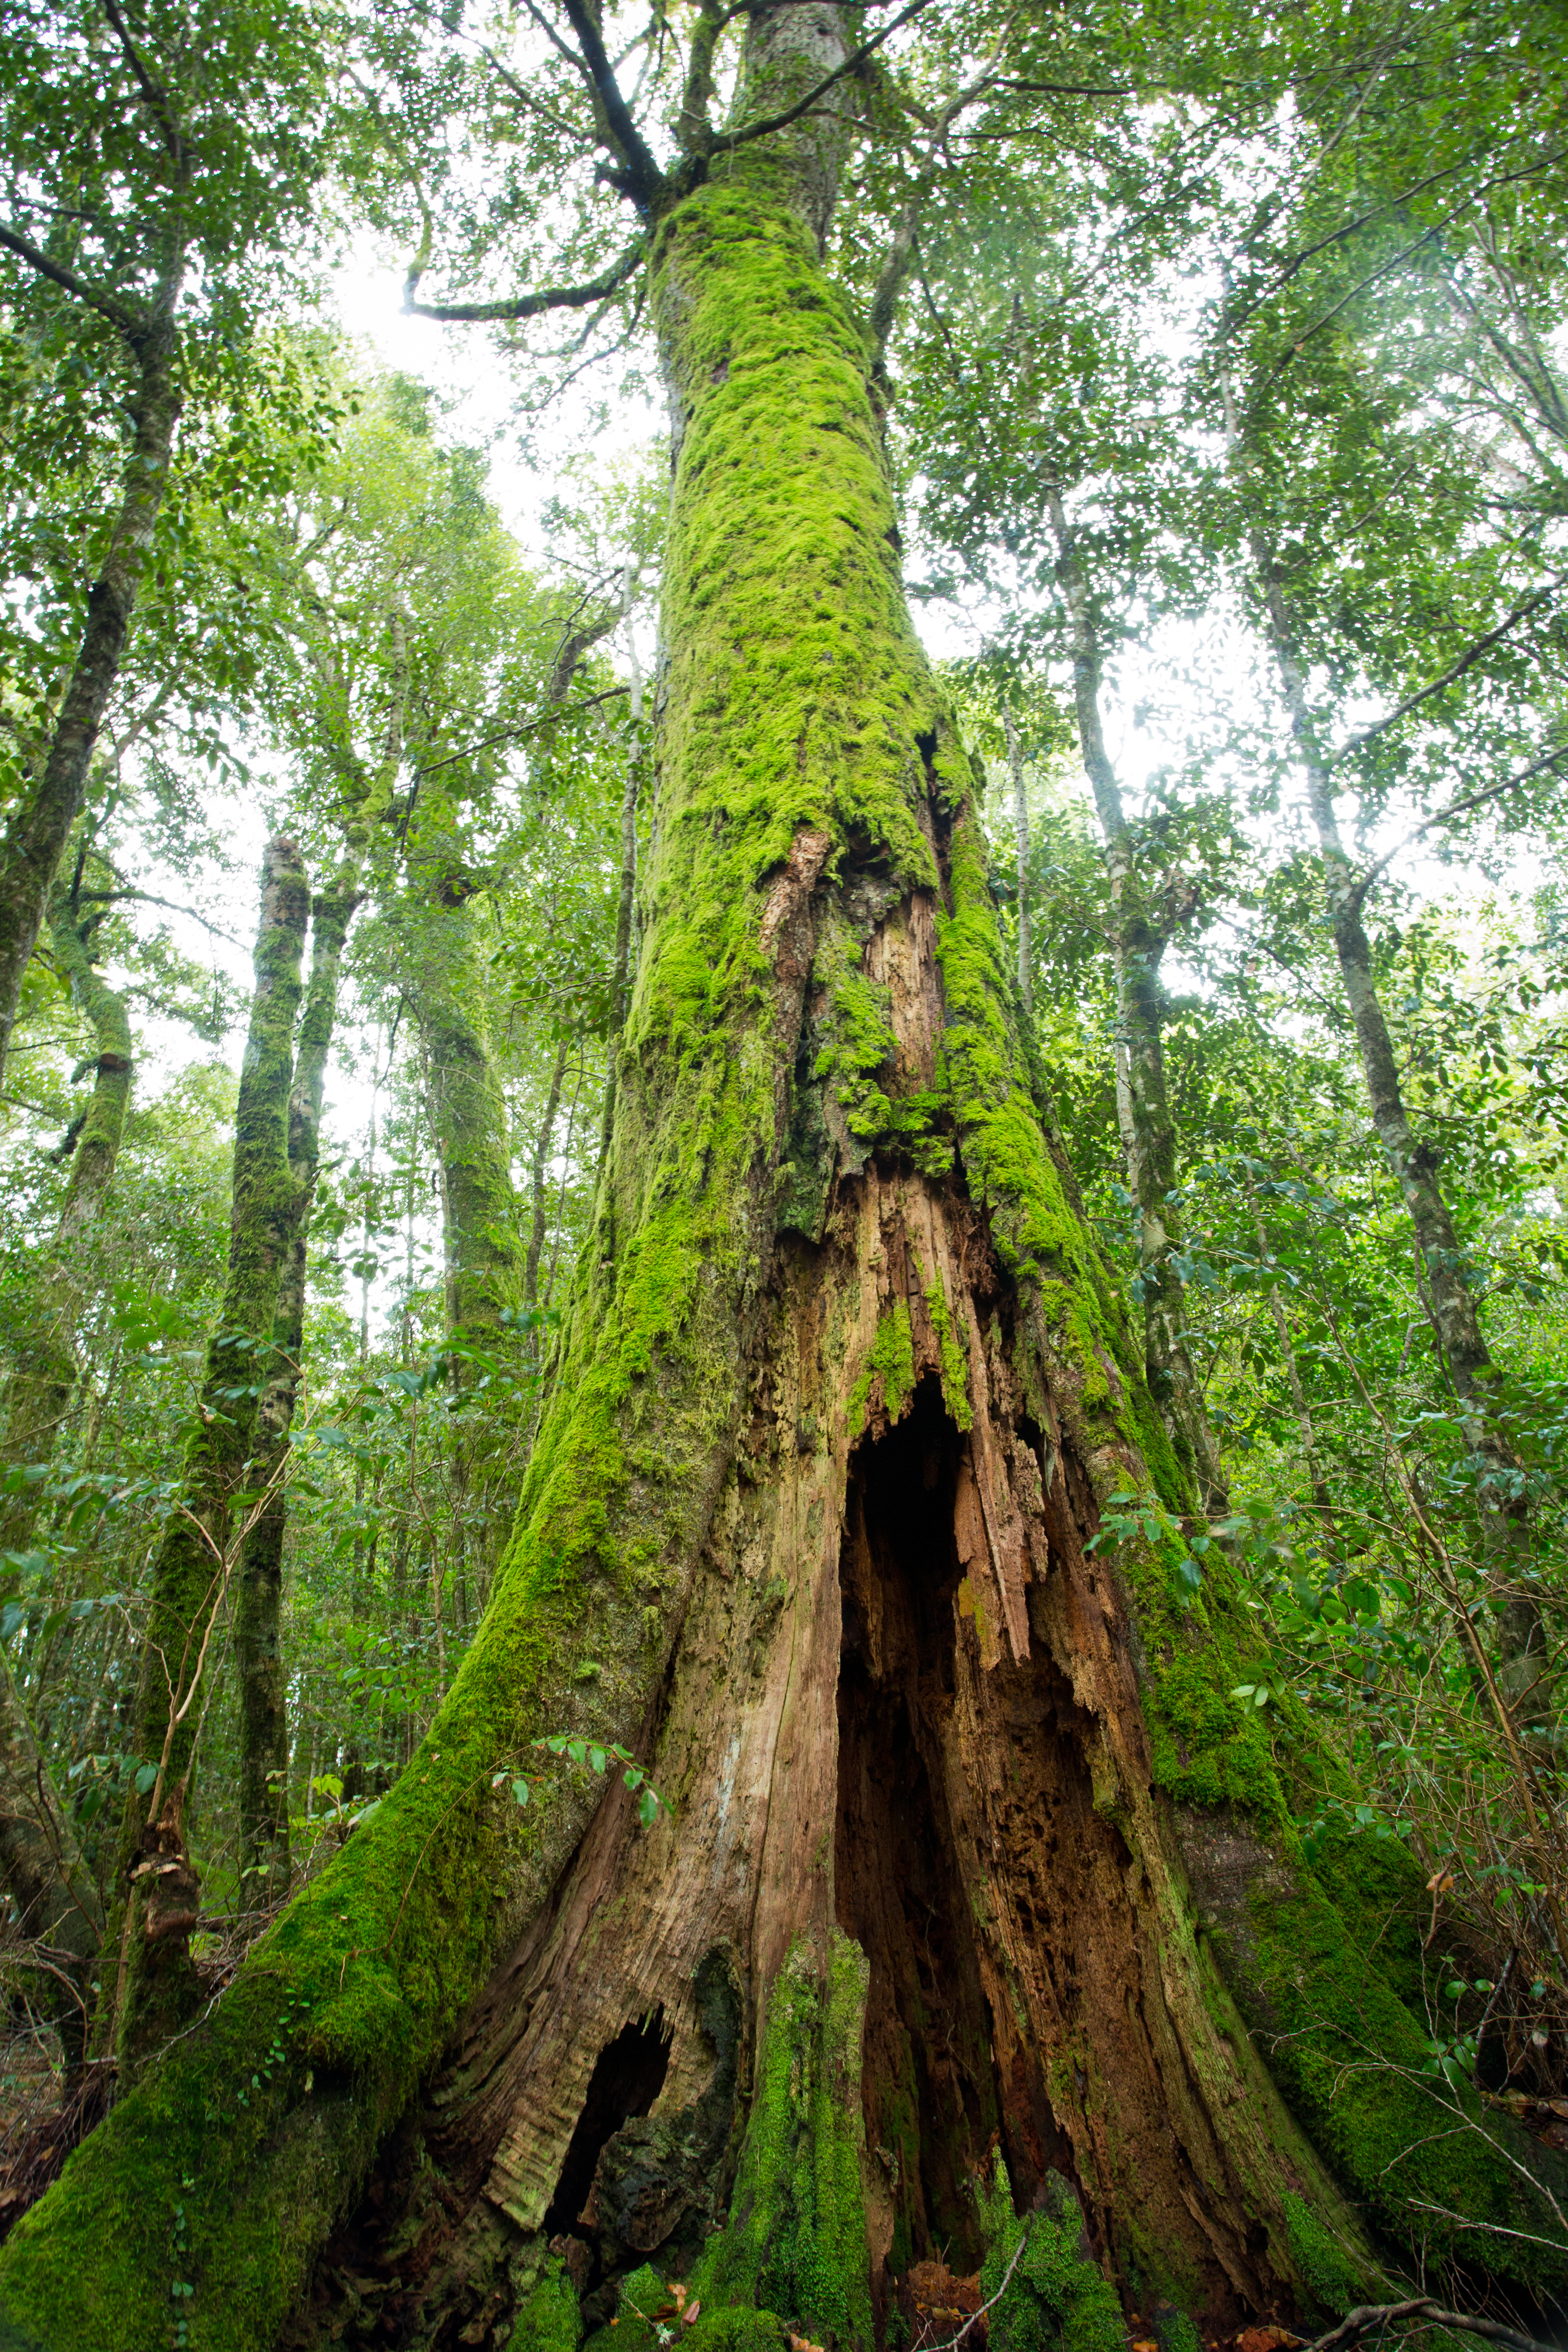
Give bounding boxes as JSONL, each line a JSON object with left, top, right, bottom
{"left": 300, "top": 876, "right": 1354, "bottom": 2347}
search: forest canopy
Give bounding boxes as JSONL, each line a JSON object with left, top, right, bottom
{"left": 0, "top": 3, "right": 1563, "bottom": 2351}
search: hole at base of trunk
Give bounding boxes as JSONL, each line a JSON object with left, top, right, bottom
{"left": 544, "top": 2009, "right": 672, "bottom": 2239}
{"left": 835, "top": 1375, "right": 1081, "bottom": 2280}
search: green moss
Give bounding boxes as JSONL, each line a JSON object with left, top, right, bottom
{"left": 1151, "top": 2310, "right": 1202, "bottom": 2352}
{"left": 922, "top": 1275, "right": 973, "bottom": 1432}
{"left": 694, "top": 1937, "right": 872, "bottom": 2351}
{"left": 686, "top": 2313, "right": 792, "bottom": 2352}
{"left": 510, "top": 2256, "right": 584, "bottom": 2352}
{"left": 589, "top": 2303, "right": 792, "bottom": 2352}
{"left": 1240, "top": 1858, "right": 1565, "bottom": 2293}
{"left": 1280, "top": 2193, "right": 1362, "bottom": 2320}
{"left": 974, "top": 2158, "right": 1123, "bottom": 2352}
{"left": 1142, "top": 1645, "right": 1286, "bottom": 1824}
{"left": 847, "top": 1305, "right": 915, "bottom": 1438}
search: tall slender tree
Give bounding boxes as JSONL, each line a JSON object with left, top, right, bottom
{"left": 0, "top": 0, "right": 339, "bottom": 1085}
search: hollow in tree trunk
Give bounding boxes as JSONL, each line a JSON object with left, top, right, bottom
{"left": 0, "top": 24, "right": 1558, "bottom": 2350}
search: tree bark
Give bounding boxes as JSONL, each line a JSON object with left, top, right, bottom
{"left": 1002, "top": 709, "right": 1032, "bottom": 1018}
{"left": 0, "top": 294, "right": 182, "bottom": 1090}
{"left": 234, "top": 866, "right": 361, "bottom": 1906}
{"left": 1, "top": 27, "right": 1558, "bottom": 2349}
{"left": 0, "top": 884, "right": 135, "bottom": 1553}
{"left": 101, "top": 836, "right": 311, "bottom": 2076}
{"left": 598, "top": 562, "right": 648, "bottom": 1179}
{"left": 1045, "top": 492, "right": 1227, "bottom": 1516}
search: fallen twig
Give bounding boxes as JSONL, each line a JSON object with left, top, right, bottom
{"left": 917, "top": 2227, "right": 1030, "bottom": 2352}
{"left": 1306, "top": 2297, "right": 1557, "bottom": 2352}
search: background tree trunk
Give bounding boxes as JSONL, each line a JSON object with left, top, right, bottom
{"left": 1045, "top": 492, "right": 1226, "bottom": 1516}
{"left": 234, "top": 864, "right": 361, "bottom": 1905}
{"left": 0, "top": 880, "right": 135, "bottom": 1555}
{"left": 0, "top": 879, "right": 133, "bottom": 2048}
{"left": 0, "top": 296, "right": 181, "bottom": 1088}
{"left": 102, "top": 837, "right": 310, "bottom": 2075}
{"left": 1250, "top": 539, "right": 1546, "bottom": 1719}
{"left": 0, "top": 1649, "right": 103, "bottom": 2075}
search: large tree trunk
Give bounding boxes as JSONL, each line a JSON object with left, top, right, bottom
{"left": 0, "top": 25, "right": 1558, "bottom": 2350}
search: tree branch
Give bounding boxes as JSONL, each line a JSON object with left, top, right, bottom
{"left": 1326, "top": 575, "right": 1563, "bottom": 767}
{"left": 675, "top": 0, "right": 726, "bottom": 152}
{"left": 1306, "top": 2297, "right": 1557, "bottom": 2352}
{"left": 0, "top": 222, "right": 141, "bottom": 336}
{"left": 866, "top": 36, "right": 1011, "bottom": 361}
{"left": 75, "top": 888, "right": 246, "bottom": 945}
{"left": 413, "top": 685, "right": 629, "bottom": 779}
{"left": 100, "top": 0, "right": 183, "bottom": 166}
{"left": 404, "top": 237, "right": 645, "bottom": 322}
{"left": 558, "top": 0, "right": 667, "bottom": 207}
{"left": 992, "top": 76, "right": 1132, "bottom": 95}
{"left": 708, "top": 0, "right": 939, "bottom": 157}
{"left": 1348, "top": 742, "right": 1568, "bottom": 912}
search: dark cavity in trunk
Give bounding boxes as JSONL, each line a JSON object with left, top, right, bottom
{"left": 835, "top": 1376, "right": 1111, "bottom": 2289}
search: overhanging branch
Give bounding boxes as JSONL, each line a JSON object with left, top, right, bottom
{"left": 1348, "top": 741, "right": 1568, "bottom": 913}
{"left": 1326, "top": 574, "right": 1563, "bottom": 768}
{"left": 0, "top": 222, "right": 141, "bottom": 336}
{"left": 404, "top": 237, "right": 646, "bottom": 323}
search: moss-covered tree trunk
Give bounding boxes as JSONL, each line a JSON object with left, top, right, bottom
{"left": 1, "top": 20, "right": 1560, "bottom": 2350}
{"left": 234, "top": 865, "right": 361, "bottom": 1904}
{"left": 101, "top": 835, "right": 311, "bottom": 2076}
